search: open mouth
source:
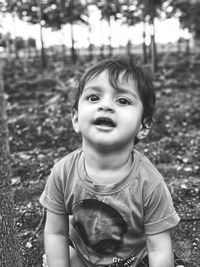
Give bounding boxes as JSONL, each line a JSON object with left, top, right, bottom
{"left": 93, "top": 117, "right": 116, "bottom": 128}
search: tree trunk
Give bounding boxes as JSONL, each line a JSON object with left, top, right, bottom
{"left": 149, "top": 17, "right": 157, "bottom": 72}
{"left": 87, "top": 23, "right": 93, "bottom": 60}
{"left": 126, "top": 40, "right": 132, "bottom": 57}
{"left": 108, "top": 17, "right": 112, "bottom": 57}
{"left": 12, "top": 13, "right": 19, "bottom": 60}
{"left": 185, "top": 39, "right": 190, "bottom": 54}
{"left": 100, "top": 45, "right": 105, "bottom": 58}
{"left": 61, "top": 26, "right": 66, "bottom": 59}
{"left": 0, "top": 62, "right": 23, "bottom": 267}
{"left": 177, "top": 39, "right": 181, "bottom": 54}
{"left": 147, "top": 0, "right": 157, "bottom": 72}
{"left": 5, "top": 34, "right": 11, "bottom": 60}
{"left": 142, "top": 19, "right": 147, "bottom": 64}
{"left": 40, "top": 24, "right": 46, "bottom": 69}
{"left": 70, "top": 23, "right": 77, "bottom": 63}
{"left": 38, "top": 0, "right": 46, "bottom": 69}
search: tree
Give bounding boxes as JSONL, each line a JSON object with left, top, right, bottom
{"left": 96, "top": 0, "right": 122, "bottom": 57}
{"left": 0, "top": 0, "right": 20, "bottom": 59}
{"left": 1, "top": 0, "right": 89, "bottom": 63}
{"left": 18, "top": 0, "right": 47, "bottom": 68}
{"left": 86, "top": 6, "right": 93, "bottom": 59}
{"left": 65, "top": 0, "right": 88, "bottom": 62}
{"left": 121, "top": 0, "right": 144, "bottom": 58}
{"left": 0, "top": 0, "right": 47, "bottom": 68}
{"left": 0, "top": 62, "right": 23, "bottom": 267}
{"left": 27, "top": 37, "right": 36, "bottom": 48}
{"left": 145, "top": 0, "right": 163, "bottom": 72}
{"left": 42, "top": 0, "right": 88, "bottom": 62}
{"left": 167, "top": 0, "right": 200, "bottom": 50}
{"left": 121, "top": 0, "right": 163, "bottom": 67}
{"left": 138, "top": 0, "right": 149, "bottom": 64}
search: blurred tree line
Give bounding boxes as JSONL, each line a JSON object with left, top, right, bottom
{"left": 0, "top": 33, "right": 36, "bottom": 57}
{"left": 0, "top": 0, "right": 200, "bottom": 71}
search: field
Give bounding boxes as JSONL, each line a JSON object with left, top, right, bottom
{"left": 3, "top": 53, "right": 200, "bottom": 266}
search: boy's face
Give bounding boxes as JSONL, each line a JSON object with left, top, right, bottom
{"left": 72, "top": 70, "right": 147, "bottom": 151}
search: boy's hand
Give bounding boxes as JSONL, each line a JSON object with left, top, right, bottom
{"left": 42, "top": 254, "right": 48, "bottom": 267}
{"left": 146, "top": 230, "right": 174, "bottom": 267}
{"left": 44, "top": 211, "right": 70, "bottom": 267}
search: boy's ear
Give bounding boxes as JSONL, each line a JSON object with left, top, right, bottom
{"left": 136, "top": 124, "right": 150, "bottom": 141}
{"left": 71, "top": 109, "right": 80, "bottom": 133}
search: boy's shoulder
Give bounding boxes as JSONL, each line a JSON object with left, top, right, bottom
{"left": 134, "top": 149, "right": 164, "bottom": 185}
{"left": 53, "top": 148, "right": 83, "bottom": 172}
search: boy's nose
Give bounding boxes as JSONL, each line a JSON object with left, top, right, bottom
{"left": 99, "top": 105, "right": 114, "bottom": 112}
{"left": 98, "top": 97, "right": 114, "bottom": 112}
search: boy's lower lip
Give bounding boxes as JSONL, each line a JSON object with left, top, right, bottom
{"left": 94, "top": 124, "right": 115, "bottom": 131}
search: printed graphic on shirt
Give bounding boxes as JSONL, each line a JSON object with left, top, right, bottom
{"left": 71, "top": 199, "right": 128, "bottom": 255}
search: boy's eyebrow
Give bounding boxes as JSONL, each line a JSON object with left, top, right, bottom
{"left": 83, "top": 85, "right": 138, "bottom": 98}
{"left": 116, "top": 86, "right": 136, "bottom": 94}
{"left": 83, "top": 86, "right": 102, "bottom": 92}
{"left": 115, "top": 86, "right": 139, "bottom": 98}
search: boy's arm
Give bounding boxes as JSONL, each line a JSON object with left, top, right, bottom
{"left": 44, "top": 210, "right": 70, "bottom": 267}
{"left": 146, "top": 230, "right": 174, "bottom": 267}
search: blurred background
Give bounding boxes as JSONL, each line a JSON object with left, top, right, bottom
{"left": 0, "top": 1, "right": 200, "bottom": 267}
{"left": 0, "top": 0, "right": 199, "bottom": 70}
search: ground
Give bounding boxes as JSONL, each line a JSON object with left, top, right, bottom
{"left": 3, "top": 54, "right": 200, "bottom": 266}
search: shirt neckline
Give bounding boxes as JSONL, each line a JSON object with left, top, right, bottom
{"left": 77, "top": 149, "right": 141, "bottom": 195}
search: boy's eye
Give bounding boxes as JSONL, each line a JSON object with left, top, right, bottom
{"left": 116, "top": 97, "right": 131, "bottom": 105}
{"left": 87, "top": 94, "right": 100, "bottom": 102}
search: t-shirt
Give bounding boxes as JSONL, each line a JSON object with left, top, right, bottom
{"left": 40, "top": 148, "right": 180, "bottom": 267}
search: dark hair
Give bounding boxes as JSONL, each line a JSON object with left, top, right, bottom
{"left": 73, "top": 58, "right": 155, "bottom": 143}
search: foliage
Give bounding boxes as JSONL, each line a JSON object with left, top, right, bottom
{"left": 15, "top": 36, "right": 25, "bottom": 50}
{"left": 120, "top": 0, "right": 141, "bottom": 26}
{"left": 94, "top": 0, "right": 165, "bottom": 24}
{"left": 0, "top": 0, "right": 88, "bottom": 29}
{"left": 27, "top": 37, "right": 36, "bottom": 48}
{"left": 42, "top": 0, "right": 88, "bottom": 30}
{"left": 0, "top": 33, "right": 36, "bottom": 50}
{"left": 95, "top": 0, "right": 122, "bottom": 21}
{"left": 145, "top": 0, "right": 163, "bottom": 18}
{"left": 0, "top": 0, "right": 39, "bottom": 22}
{"left": 167, "top": 0, "right": 200, "bottom": 39}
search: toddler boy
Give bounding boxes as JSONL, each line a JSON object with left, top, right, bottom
{"left": 40, "top": 58, "right": 184, "bottom": 267}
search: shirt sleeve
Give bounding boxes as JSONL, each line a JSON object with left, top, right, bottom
{"left": 39, "top": 165, "right": 67, "bottom": 214}
{"left": 144, "top": 181, "right": 180, "bottom": 234}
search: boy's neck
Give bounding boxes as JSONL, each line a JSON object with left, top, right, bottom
{"left": 82, "top": 142, "right": 134, "bottom": 184}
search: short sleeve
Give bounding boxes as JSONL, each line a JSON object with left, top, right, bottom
{"left": 39, "top": 165, "right": 67, "bottom": 214}
{"left": 144, "top": 181, "right": 180, "bottom": 234}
